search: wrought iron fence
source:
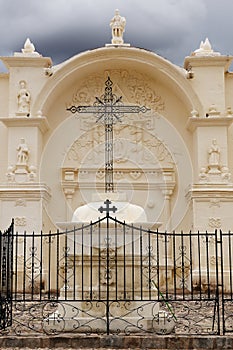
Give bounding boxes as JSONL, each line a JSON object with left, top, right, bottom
{"left": 0, "top": 220, "right": 14, "bottom": 330}
{"left": 0, "top": 216, "right": 233, "bottom": 335}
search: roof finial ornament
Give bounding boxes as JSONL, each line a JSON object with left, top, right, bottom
{"left": 14, "top": 38, "right": 41, "bottom": 57}
{"left": 192, "top": 38, "right": 220, "bottom": 57}
{"left": 22, "top": 38, "right": 36, "bottom": 54}
{"left": 106, "top": 9, "right": 130, "bottom": 47}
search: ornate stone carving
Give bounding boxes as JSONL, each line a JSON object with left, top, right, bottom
{"left": 114, "top": 171, "right": 124, "bottom": 179}
{"left": 6, "top": 166, "right": 15, "bottom": 182}
{"left": 64, "top": 171, "right": 75, "bottom": 182}
{"left": 17, "top": 80, "right": 31, "bottom": 116}
{"left": 208, "top": 104, "right": 220, "bottom": 117}
{"left": 114, "top": 70, "right": 165, "bottom": 112}
{"left": 193, "top": 38, "right": 220, "bottom": 57}
{"left": 67, "top": 126, "right": 173, "bottom": 168}
{"left": 208, "top": 217, "right": 221, "bottom": 229}
{"left": 22, "top": 38, "right": 36, "bottom": 54}
{"left": 64, "top": 188, "right": 75, "bottom": 200}
{"left": 15, "top": 217, "right": 27, "bottom": 226}
{"left": 96, "top": 170, "right": 105, "bottom": 179}
{"left": 28, "top": 166, "right": 37, "bottom": 181}
{"left": 6, "top": 139, "right": 36, "bottom": 183}
{"left": 199, "top": 167, "right": 208, "bottom": 183}
{"left": 209, "top": 199, "right": 220, "bottom": 208}
{"left": 199, "top": 139, "right": 231, "bottom": 183}
{"left": 15, "top": 199, "right": 27, "bottom": 207}
{"left": 69, "top": 71, "right": 165, "bottom": 114}
{"left": 17, "top": 138, "right": 29, "bottom": 165}
{"left": 221, "top": 166, "right": 231, "bottom": 181}
{"left": 191, "top": 109, "right": 199, "bottom": 117}
{"left": 130, "top": 171, "right": 142, "bottom": 180}
{"left": 208, "top": 139, "right": 220, "bottom": 171}
{"left": 110, "top": 9, "right": 126, "bottom": 45}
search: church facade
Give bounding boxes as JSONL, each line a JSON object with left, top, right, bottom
{"left": 0, "top": 16, "right": 233, "bottom": 235}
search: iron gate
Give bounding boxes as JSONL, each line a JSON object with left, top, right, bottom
{"left": 0, "top": 220, "right": 14, "bottom": 330}
{"left": 1, "top": 216, "right": 233, "bottom": 335}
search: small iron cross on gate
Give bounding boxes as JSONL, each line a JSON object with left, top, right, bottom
{"left": 98, "top": 199, "right": 117, "bottom": 217}
{"left": 67, "top": 76, "right": 150, "bottom": 193}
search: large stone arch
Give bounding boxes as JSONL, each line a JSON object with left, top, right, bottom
{"left": 33, "top": 46, "right": 202, "bottom": 120}
{"left": 37, "top": 47, "right": 199, "bottom": 230}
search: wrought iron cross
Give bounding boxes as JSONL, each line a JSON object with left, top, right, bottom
{"left": 67, "top": 77, "right": 150, "bottom": 192}
{"left": 98, "top": 199, "right": 117, "bottom": 216}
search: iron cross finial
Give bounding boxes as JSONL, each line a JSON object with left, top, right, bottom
{"left": 98, "top": 199, "right": 117, "bottom": 216}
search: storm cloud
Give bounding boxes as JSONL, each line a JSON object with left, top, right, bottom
{"left": 0, "top": 0, "right": 232, "bottom": 70}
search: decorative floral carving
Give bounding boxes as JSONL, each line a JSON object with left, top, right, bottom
{"left": 208, "top": 217, "right": 221, "bottom": 229}
{"left": 15, "top": 217, "right": 27, "bottom": 226}
{"left": 69, "top": 70, "right": 165, "bottom": 114}
{"left": 67, "top": 125, "right": 173, "bottom": 167}
{"left": 125, "top": 72, "right": 165, "bottom": 112}
{"left": 209, "top": 199, "right": 220, "bottom": 208}
{"left": 15, "top": 199, "right": 27, "bottom": 207}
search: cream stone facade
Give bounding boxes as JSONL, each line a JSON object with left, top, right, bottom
{"left": 0, "top": 22, "right": 233, "bottom": 234}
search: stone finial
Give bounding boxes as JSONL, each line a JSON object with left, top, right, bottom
{"left": 192, "top": 38, "right": 220, "bottom": 57}
{"left": 22, "top": 38, "right": 35, "bottom": 54}
{"left": 106, "top": 9, "right": 130, "bottom": 47}
{"left": 14, "top": 38, "right": 41, "bottom": 57}
{"left": 191, "top": 109, "right": 199, "bottom": 117}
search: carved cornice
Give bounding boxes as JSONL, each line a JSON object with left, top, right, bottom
{"left": 61, "top": 167, "right": 176, "bottom": 193}
{"left": 0, "top": 183, "right": 51, "bottom": 202}
{"left": 0, "top": 116, "right": 49, "bottom": 133}
{"left": 1, "top": 56, "right": 52, "bottom": 69}
{"left": 186, "top": 184, "right": 233, "bottom": 201}
{"left": 186, "top": 116, "right": 233, "bottom": 132}
{"left": 184, "top": 55, "right": 233, "bottom": 71}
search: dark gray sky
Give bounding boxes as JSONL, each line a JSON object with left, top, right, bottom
{"left": 0, "top": 0, "right": 232, "bottom": 70}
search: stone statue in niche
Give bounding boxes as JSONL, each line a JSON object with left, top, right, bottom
{"left": 17, "top": 138, "right": 29, "bottom": 165}
{"left": 199, "top": 139, "right": 231, "bottom": 183}
{"left": 110, "top": 9, "right": 126, "bottom": 45}
{"left": 208, "top": 139, "right": 220, "bottom": 173}
{"left": 6, "top": 139, "right": 36, "bottom": 183}
{"left": 17, "top": 80, "right": 31, "bottom": 116}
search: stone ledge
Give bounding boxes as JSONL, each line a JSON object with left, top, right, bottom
{"left": 0, "top": 335, "right": 233, "bottom": 349}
